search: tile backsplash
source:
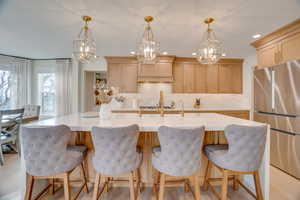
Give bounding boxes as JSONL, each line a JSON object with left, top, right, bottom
{"left": 112, "top": 83, "right": 250, "bottom": 109}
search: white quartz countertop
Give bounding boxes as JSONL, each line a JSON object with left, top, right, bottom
{"left": 24, "top": 112, "right": 264, "bottom": 132}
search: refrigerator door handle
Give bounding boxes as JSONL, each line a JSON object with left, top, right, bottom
{"left": 271, "top": 128, "right": 300, "bottom": 136}
{"left": 256, "top": 110, "right": 297, "bottom": 118}
{"left": 271, "top": 70, "right": 275, "bottom": 111}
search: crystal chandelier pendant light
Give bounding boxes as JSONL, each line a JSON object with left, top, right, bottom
{"left": 137, "top": 16, "right": 160, "bottom": 64}
{"left": 197, "top": 18, "right": 224, "bottom": 64}
{"left": 73, "top": 16, "right": 98, "bottom": 63}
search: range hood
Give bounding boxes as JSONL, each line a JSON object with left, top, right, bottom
{"left": 137, "top": 56, "right": 175, "bottom": 83}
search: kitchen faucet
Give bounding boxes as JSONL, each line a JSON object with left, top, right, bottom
{"left": 159, "top": 90, "right": 164, "bottom": 117}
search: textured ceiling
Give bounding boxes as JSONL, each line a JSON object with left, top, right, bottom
{"left": 0, "top": 0, "right": 299, "bottom": 59}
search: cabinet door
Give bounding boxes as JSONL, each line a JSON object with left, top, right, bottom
{"left": 183, "top": 64, "right": 196, "bottom": 93}
{"left": 107, "top": 64, "right": 122, "bottom": 89}
{"left": 172, "top": 63, "right": 184, "bottom": 93}
{"left": 280, "top": 32, "right": 300, "bottom": 62}
{"left": 206, "top": 64, "right": 219, "bottom": 93}
{"left": 122, "top": 64, "right": 137, "bottom": 93}
{"left": 194, "top": 64, "right": 207, "bottom": 93}
{"left": 156, "top": 62, "right": 172, "bottom": 77}
{"left": 138, "top": 64, "right": 156, "bottom": 77}
{"left": 218, "top": 63, "right": 242, "bottom": 93}
{"left": 257, "top": 43, "right": 278, "bottom": 68}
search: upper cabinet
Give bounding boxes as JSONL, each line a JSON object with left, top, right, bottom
{"left": 106, "top": 56, "right": 243, "bottom": 94}
{"left": 137, "top": 56, "right": 175, "bottom": 82}
{"left": 218, "top": 61, "right": 243, "bottom": 94}
{"left": 173, "top": 58, "right": 243, "bottom": 94}
{"left": 251, "top": 18, "right": 300, "bottom": 69}
{"left": 105, "top": 57, "right": 138, "bottom": 93}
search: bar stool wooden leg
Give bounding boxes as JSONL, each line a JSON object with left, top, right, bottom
{"left": 49, "top": 178, "right": 55, "bottom": 195}
{"left": 203, "top": 160, "right": 212, "bottom": 191}
{"left": 221, "top": 169, "right": 228, "bottom": 200}
{"left": 63, "top": 173, "right": 71, "bottom": 200}
{"left": 253, "top": 171, "right": 263, "bottom": 200}
{"left": 158, "top": 173, "right": 166, "bottom": 200}
{"left": 194, "top": 175, "right": 201, "bottom": 200}
{"left": 80, "top": 163, "right": 89, "bottom": 193}
{"left": 92, "top": 173, "right": 101, "bottom": 200}
{"left": 25, "top": 174, "right": 34, "bottom": 200}
{"left": 233, "top": 175, "right": 239, "bottom": 190}
{"left": 129, "top": 172, "right": 136, "bottom": 200}
{"left": 184, "top": 179, "right": 190, "bottom": 192}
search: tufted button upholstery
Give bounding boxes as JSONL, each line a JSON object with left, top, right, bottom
{"left": 152, "top": 126, "right": 205, "bottom": 177}
{"left": 21, "top": 125, "right": 85, "bottom": 176}
{"left": 204, "top": 124, "right": 267, "bottom": 172}
{"left": 91, "top": 124, "right": 142, "bottom": 176}
{"left": 23, "top": 105, "right": 40, "bottom": 119}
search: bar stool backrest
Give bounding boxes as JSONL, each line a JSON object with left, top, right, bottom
{"left": 21, "top": 125, "right": 78, "bottom": 176}
{"left": 91, "top": 124, "right": 140, "bottom": 176}
{"left": 155, "top": 126, "right": 205, "bottom": 176}
{"left": 225, "top": 124, "right": 268, "bottom": 172}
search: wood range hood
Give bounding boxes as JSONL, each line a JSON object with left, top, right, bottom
{"left": 137, "top": 56, "right": 175, "bottom": 83}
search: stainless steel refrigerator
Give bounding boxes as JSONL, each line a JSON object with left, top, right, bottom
{"left": 254, "top": 59, "right": 300, "bottom": 179}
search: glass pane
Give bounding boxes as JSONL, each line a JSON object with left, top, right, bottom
{"left": 38, "top": 73, "right": 55, "bottom": 114}
{"left": 0, "top": 70, "right": 12, "bottom": 106}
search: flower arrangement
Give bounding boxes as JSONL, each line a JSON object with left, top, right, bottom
{"left": 94, "top": 81, "right": 117, "bottom": 105}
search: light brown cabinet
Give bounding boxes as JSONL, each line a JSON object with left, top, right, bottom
{"left": 105, "top": 57, "right": 138, "bottom": 93}
{"left": 251, "top": 18, "right": 300, "bottom": 68}
{"left": 106, "top": 56, "right": 243, "bottom": 94}
{"left": 218, "top": 63, "right": 242, "bottom": 93}
{"left": 137, "top": 56, "right": 175, "bottom": 82}
{"left": 173, "top": 58, "right": 243, "bottom": 94}
{"left": 206, "top": 64, "right": 219, "bottom": 93}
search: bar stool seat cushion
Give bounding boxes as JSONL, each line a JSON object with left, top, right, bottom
{"left": 67, "top": 145, "right": 88, "bottom": 157}
{"left": 204, "top": 125, "right": 267, "bottom": 172}
{"left": 22, "top": 125, "right": 86, "bottom": 177}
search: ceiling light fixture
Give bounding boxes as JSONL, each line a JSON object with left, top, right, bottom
{"left": 197, "top": 18, "right": 224, "bottom": 64}
{"left": 162, "top": 51, "right": 168, "bottom": 55}
{"left": 192, "top": 52, "right": 197, "bottom": 56}
{"left": 136, "top": 16, "right": 160, "bottom": 64}
{"left": 130, "top": 51, "right": 136, "bottom": 55}
{"left": 252, "top": 34, "right": 262, "bottom": 39}
{"left": 73, "top": 16, "right": 98, "bottom": 63}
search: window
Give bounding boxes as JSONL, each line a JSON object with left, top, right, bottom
{"left": 38, "top": 73, "right": 55, "bottom": 115}
{"left": 0, "top": 70, "right": 13, "bottom": 106}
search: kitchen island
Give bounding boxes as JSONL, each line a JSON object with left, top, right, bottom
{"left": 22, "top": 112, "right": 269, "bottom": 199}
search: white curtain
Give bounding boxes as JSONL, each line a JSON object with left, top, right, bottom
{"left": 55, "top": 59, "right": 73, "bottom": 116}
{"left": 11, "top": 59, "right": 32, "bottom": 106}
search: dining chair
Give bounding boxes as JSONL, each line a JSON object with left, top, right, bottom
{"left": 22, "top": 125, "right": 89, "bottom": 200}
{"left": 0, "top": 108, "right": 24, "bottom": 165}
{"left": 91, "top": 124, "right": 142, "bottom": 200}
{"left": 152, "top": 126, "right": 205, "bottom": 200}
{"left": 23, "top": 105, "right": 41, "bottom": 123}
{"left": 203, "top": 124, "right": 267, "bottom": 200}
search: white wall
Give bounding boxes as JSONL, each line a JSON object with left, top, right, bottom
{"left": 242, "top": 52, "right": 257, "bottom": 118}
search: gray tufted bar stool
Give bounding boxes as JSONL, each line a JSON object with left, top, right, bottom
{"left": 91, "top": 124, "right": 142, "bottom": 200}
{"left": 21, "top": 125, "right": 89, "bottom": 200}
{"left": 203, "top": 124, "right": 267, "bottom": 200}
{"left": 152, "top": 126, "right": 205, "bottom": 200}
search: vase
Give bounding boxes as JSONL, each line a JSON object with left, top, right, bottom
{"left": 99, "top": 103, "right": 112, "bottom": 119}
